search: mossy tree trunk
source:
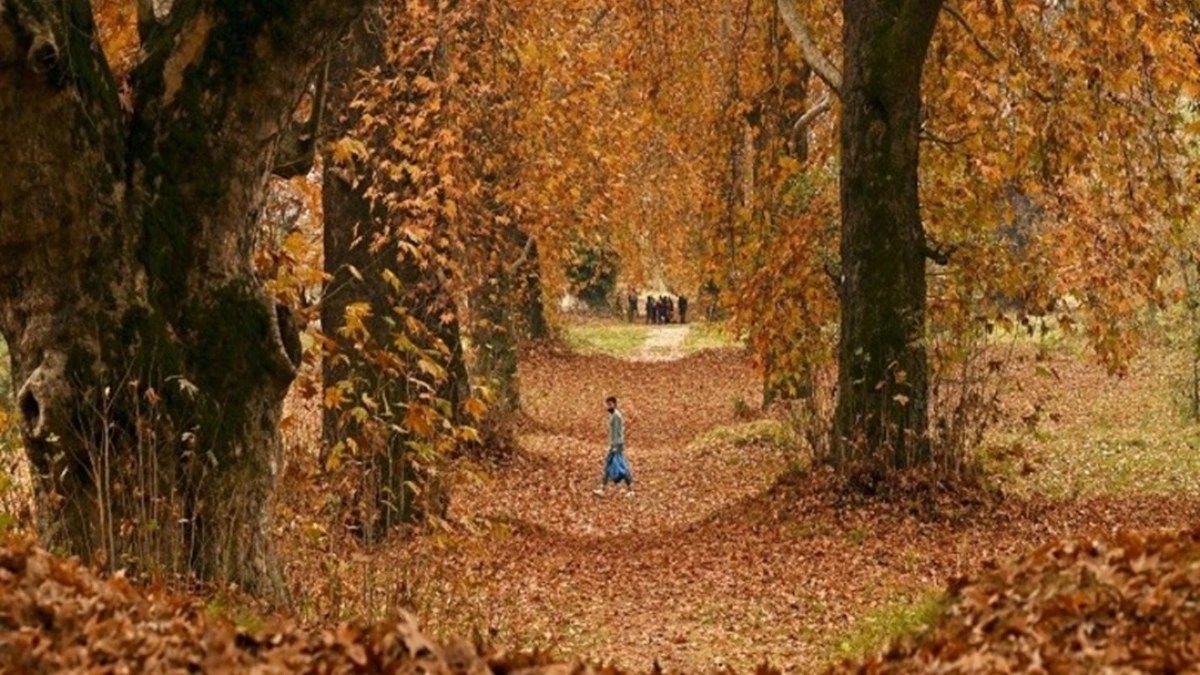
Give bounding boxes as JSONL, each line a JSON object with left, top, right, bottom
{"left": 468, "top": 227, "right": 523, "bottom": 445}
{"left": 833, "top": 0, "right": 943, "bottom": 471}
{"left": 0, "top": 0, "right": 362, "bottom": 596}
{"left": 321, "top": 8, "right": 469, "bottom": 537}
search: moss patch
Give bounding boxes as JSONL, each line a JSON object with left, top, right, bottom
{"left": 692, "top": 418, "right": 797, "bottom": 452}
{"left": 564, "top": 322, "right": 649, "bottom": 358}
{"left": 828, "top": 590, "right": 946, "bottom": 664}
{"left": 681, "top": 323, "right": 740, "bottom": 353}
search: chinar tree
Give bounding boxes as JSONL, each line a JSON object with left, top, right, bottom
{"left": 0, "top": 0, "right": 362, "bottom": 596}
{"left": 775, "top": 0, "right": 1196, "bottom": 481}
{"left": 832, "top": 0, "right": 944, "bottom": 470}
{"left": 321, "top": 4, "right": 475, "bottom": 538}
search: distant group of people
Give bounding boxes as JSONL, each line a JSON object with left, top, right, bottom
{"left": 625, "top": 289, "right": 688, "bottom": 324}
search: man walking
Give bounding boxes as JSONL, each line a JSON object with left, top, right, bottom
{"left": 594, "top": 395, "right": 634, "bottom": 496}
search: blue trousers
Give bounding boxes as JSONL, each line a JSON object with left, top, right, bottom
{"left": 602, "top": 444, "right": 633, "bottom": 486}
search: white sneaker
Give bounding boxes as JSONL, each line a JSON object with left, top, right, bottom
{"left": 624, "top": 490, "right": 635, "bottom": 498}
{"left": 592, "top": 488, "right": 605, "bottom": 497}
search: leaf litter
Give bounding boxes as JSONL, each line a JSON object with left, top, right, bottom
{"left": 7, "top": 344, "right": 1200, "bottom": 672}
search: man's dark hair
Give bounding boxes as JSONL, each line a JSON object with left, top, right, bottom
{"left": 605, "top": 396, "right": 617, "bottom": 405}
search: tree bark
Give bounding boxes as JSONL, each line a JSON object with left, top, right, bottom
{"left": 324, "top": 3, "right": 477, "bottom": 530}
{"left": 0, "top": 0, "right": 362, "bottom": 595}
{"left": 451, "top": 0, "right": 523, "bottom": 451}
{"left": 463, "top": 223, "right": 523, "bottom": 452}
{"left": 321, "top": 8, "right": 468, "bottom": 537}
{"left": 833, "top": 0, "right": 943, "bottom": 471}
{"left": 467, "top": 224, "right": 522, "bottom": 450}
{"left": 514, "top": 232, "right": 551, "bottom": 342}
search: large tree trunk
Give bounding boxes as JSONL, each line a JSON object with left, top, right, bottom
{"left": 466, "top": 222, "right": 522, "bottom": 451}
{"left": 832, "top": 0, "right": 942, "bottom": 471}
{"left": 321, "top": 7, "right": 469, "bottom": 538}
{"left": 451, "top": 0, "right": 523, "bottom": 452}
{"left": 0, "top": 0, "right": 361, "bottom": 595}
{"left": 516, "top": 232, "right": 551, "bottom": 343}
{"left": 473, "top": 246, "right": 521, "bottom": 404}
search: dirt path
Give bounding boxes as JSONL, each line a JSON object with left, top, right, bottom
{"left": 633, "top": 324, "right": 691, "bottom": 362}
{"left": 283, "top": 344, "right": 1200, "bottom": 672}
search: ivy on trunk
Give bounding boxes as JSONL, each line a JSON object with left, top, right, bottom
{"left": 321, "top": 7, "right": 470, "bottom": 539}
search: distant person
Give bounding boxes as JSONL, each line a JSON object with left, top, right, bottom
{"left": 703, "top": 279, "right": 719, "bottom": 321}
{"left": 644, "top": 295, "right": 654, "bottom": 324}
{"left": 678, "top": 295, "right": 688, "bottom": 324}
{"left": 660, "top": 295, "right": 670, "bottom": 324}
{"left": 594, "top": 396, "right": 634, "bottom": 497}
{"left": 626, "top": 289, "right": 638, "bottom": 323}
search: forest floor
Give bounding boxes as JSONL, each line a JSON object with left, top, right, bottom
{"left": 278, "top": 323, "right": 1200, "bottom": 672}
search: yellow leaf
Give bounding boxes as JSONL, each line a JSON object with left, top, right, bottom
{"left": 462, "top": 396, "right": 488, "bottom": 421}
{"left": 323, "top": 387, "right": 346, "bottom": 410}
{"left": 405, "top": 405, "right": 436, "bottom": 437}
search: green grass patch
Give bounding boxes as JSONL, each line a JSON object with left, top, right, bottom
{"left": 564, "top": 323, "right": 649, "bottom": 358}
{"left": 971, "top": 343, "right": 1200, "bottom": 500}
{"left": 1022, "top": 433, "right": 1200, "bottom": 499}
{"left": 829, "top": 590, "right": 946, "bottom": 663}
{"left": 692, "top": 419, "right": 798, "bottom": 452}
{"left": 979, "top": 314, "right": 1087, "bottom": 358}
{"left": 988, "top": 350, "right": 1200, "bottom": 500}
{"left": 681, "top": 323, "right": 740, "bottom": 353}
{"left": 204, "top": 593, "right": 269, "bottom": 634}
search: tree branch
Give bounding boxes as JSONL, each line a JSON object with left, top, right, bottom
{"left": 134, "top": 0, "right": 200, "bottom": 71}
{"left": 793, "top": 94, "right": 833, "bottom": 132}
{"left": 129, "top": 0, "right": 367, "bottom": 313}
{"left": 776, "top": 0, "right": 842, "bottom": 97}
{"left": 942, "top": 3, "right": 999, "bottom": 63}
{"left": 274, "top": 59, "right": 330, "bottom": 179}
{"left": 135, "top": 0, "right": 173, "bottom": 45}
{"left": 919, "top": 122, "right": 972, "bottom": 148}
{"left": 888, "top": 0, "right": 947, "bottom": 88}
{"left": 507, "top": 233, "right": 536, "bottom": 275}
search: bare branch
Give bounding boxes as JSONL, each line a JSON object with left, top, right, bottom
{"left": 793, "top": 94, "right": 833, "bottom": 133}
{"left": 507, "top": 232, "right": 536, "bottom": 275}
{"left": 136, "top": 0, "right": 154, "bottom": 39}
{"left": 943, "top": 3, "right": 1000, "bottom": 63}
{"left": 274, "top": 59, "right": 330, "bottom": 179}
{"left": 776, "top": 0, "right": 842, "bottom": 97}
{"left": 919, "top": 125, "right": 972, "bottom": 148}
